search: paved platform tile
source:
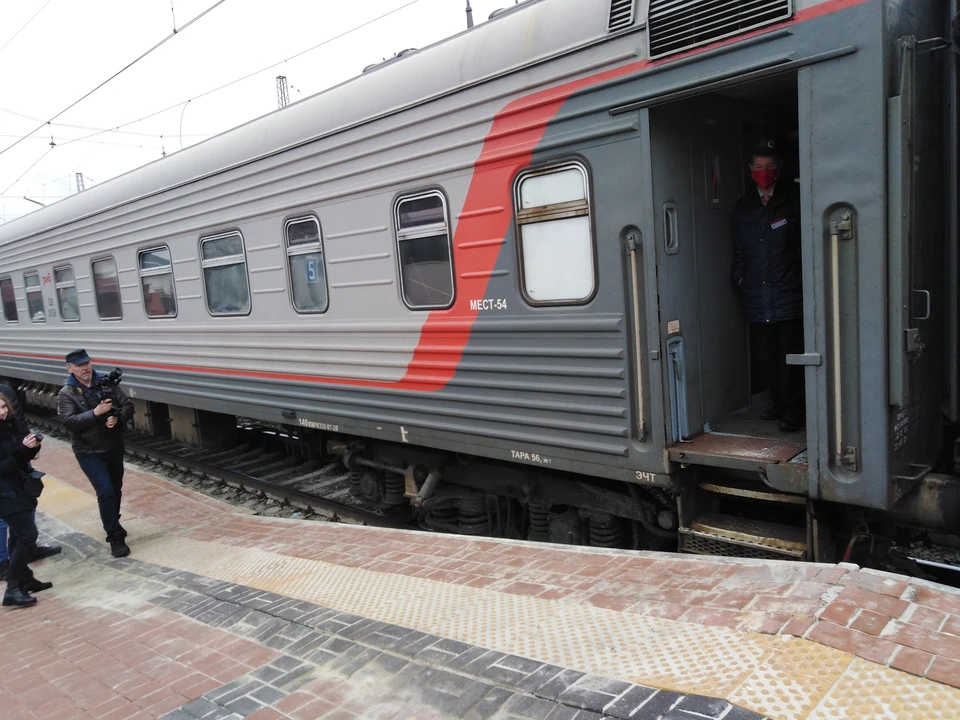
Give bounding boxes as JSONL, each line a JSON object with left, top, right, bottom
{"left": 15, "top": 517, "right": 766, "bottom": 720}
{"left": 21, "top": 448, "right": 960, "bottom": 719}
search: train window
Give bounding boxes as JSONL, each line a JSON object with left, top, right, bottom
{"left": 0, "top": 277, "right": 17, "bottom": 322}
{"left": 92, "top": 257, "right": 123, "bottom": 320}
{"left": 138, "top": 246, "right": 177, "bottom": 318}
{"left": 285, "top": 216, "right": 328, "bottom": 313}
{"left": 54, "top": 266, "right": 80, "bottom": 321}
{"left": 394, "top": 191, "right": 455, "bottom": 309}
{"left": 200, "top": 231, "right": 251, "bottom": 316}
{"left": 23, "top": 272, "right": 45, "bottom": 323}
{"left": 515, "top": 164, "right": 595, "bottom": 304}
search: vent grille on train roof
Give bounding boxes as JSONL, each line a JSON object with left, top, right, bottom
{"left": 608, "top": 0, "right": 635, "bottom": 31}
{"left": 648, "top": 0, "right": 793, "bottom": 58}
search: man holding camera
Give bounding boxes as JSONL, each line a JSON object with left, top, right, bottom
{"left": 57, "top": 350, "right": 134, "bottom": 557}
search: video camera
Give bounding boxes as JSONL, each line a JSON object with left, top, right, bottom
{"left": 94, "top": 368, "right": 123, "bottom": 418}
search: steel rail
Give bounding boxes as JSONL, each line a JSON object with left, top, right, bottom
{"left": 125, "top": 437, "right": 413, "bottom": 530}
{"left": 27, "top": 414, "right": 413, "bottom": 531}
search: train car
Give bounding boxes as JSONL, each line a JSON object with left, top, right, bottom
{"left": 0, "top": 0, "right": 956, "bottom": 565}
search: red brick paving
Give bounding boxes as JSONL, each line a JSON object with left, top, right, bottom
{"left": 0, "top": 586, "right": 279, "bottom": 720}
{"left": 890, "top": 646, "right": 936, "bottom": 677}
{"left": 21, "top": 437, "right": 960, "bottom": 694}
{"left": 806, "top": 621, "right": 898, "bottom": 666}
{"left": 849, "top": 609, "right": 890, "bottom": 636}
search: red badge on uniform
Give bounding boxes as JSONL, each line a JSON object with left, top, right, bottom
{"left": 770, "top": 218, "right": 787, "bottom": 229}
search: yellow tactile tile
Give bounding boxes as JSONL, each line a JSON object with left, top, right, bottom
{"left": 37, "top": 476, "right": 960, "bottom": 720}
{"left": 808, "top": 658, "right": 960, "bottom": 719}
{"left": 729, "top": 636, "right": 854, "bottom": 720}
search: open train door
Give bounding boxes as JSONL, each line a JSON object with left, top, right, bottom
{"left": 801, "top": 30, "right": 944, "bottom": 512}
{"left": 637, "top": 106, "right": 705, "bottom": 447}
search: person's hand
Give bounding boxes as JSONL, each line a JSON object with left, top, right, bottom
{"left": 105, "top": 416, "right": 118, "bottom": 429}
{"left": 93, "top": 399, "right": 113, "bottom": 417}
{"left": 22, "top": 434, "right": 39, "bottom": 448}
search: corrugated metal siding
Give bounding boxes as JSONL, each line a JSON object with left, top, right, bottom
{"left": 0, "top": 312, "right": 630, "bottom": 459}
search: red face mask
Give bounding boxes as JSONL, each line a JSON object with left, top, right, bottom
{"left": 751, "top": 168, "right": 779, "bottom": 190}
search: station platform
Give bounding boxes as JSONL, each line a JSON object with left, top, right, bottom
{"left": 1, "top": 437, "right": 959, "bottom": 720}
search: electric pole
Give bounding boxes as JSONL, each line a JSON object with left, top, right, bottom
{"left": 277, "top": 75, "right": 290, "bottom": 108}
{"left": 466, "top": 0, "right": 474, "bottom": 28}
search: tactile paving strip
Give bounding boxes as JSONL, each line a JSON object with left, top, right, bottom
{"left": 729, "top": 636, "right": 854, "bottom": 720}
{"left": 807, "top": 658, "right": 960, "bottom": 719}
{"left": 38, "top": 476, "right": 960, "bottom": 720}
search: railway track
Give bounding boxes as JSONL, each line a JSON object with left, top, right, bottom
{"left": 27, "top": 413, "right": 960, "bottom": 588}
{"left": 28, "top": 415, "right": 415, "bottom": 531}
{"left": 903, "top": 544, "right": 960, "bottom": 588}
{"left": 126, "top": 433, "right": 416, "bottom": 531}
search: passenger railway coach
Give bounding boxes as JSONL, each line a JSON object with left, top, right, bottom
{"left": 1, "top": 0, "right": 958, "bottom": 565}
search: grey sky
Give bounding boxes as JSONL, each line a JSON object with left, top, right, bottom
{"left": 0, "top": 0, "right": 507, "bottom": 223}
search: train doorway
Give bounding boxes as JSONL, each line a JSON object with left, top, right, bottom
{"left": 642, "top": 72, "right": 808, "bottom": 471}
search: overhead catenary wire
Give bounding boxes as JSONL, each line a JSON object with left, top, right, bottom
{"left": 1, "top": 0, "right": 424, "bottom": 205}
{"left": 58, "top": 0, "right": 423, "bottom": 150}
{"left": 1, "top": 149, "right": 53, "bottom": 195}
{"left": 0, "top": 107, "right": 208, "bottom": 141}
{"left": 0, "top": 133, "right": 168, "bottom": 149}
{"left": 0, "top": 0, "right": 230, "bottom": 161}
{"left": 0, "top": 0, "right": 55, "bottom": 56}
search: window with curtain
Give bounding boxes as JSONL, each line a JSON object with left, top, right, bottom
{"left": 54, "top": 266, "right": 80, "bottom": 321}
{"left": 139, "top": 246, "right": 177, "bottom": 318}
{"left": 92, "top": 257, "right": 123, "bottom": 320}
{"left": 515, "top": 164, "right": 595, "bottom": 304}
{"left": 24, "top": 272, "right": 45, "bottom": 322}
{"left": 200, "top": 231, "right": 251, "bottom": 315}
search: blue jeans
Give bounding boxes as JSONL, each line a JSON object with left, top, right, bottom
{"left": 76, "top": 449, "right": 125, "bottom": 540}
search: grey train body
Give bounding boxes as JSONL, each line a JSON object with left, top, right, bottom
{"left": 0, "top": 0, "right": 956, "bottom": 556}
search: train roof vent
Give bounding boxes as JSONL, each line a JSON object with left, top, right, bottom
{"left": 608, "top": 0, "right": 635, "bottom": 32}
{"left": 648, "top": 0, "right": 792, "bottom": 59}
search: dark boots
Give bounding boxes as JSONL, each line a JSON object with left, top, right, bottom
{"left": 3, "top": 586, "right": 36, "bottom": 608}
{"left": 2, "top": 567, "right": 52, "bottom": 606}
{"left": 30, "top": 544, "right": 62, "bottom": 561}
{"left": 20, "top": 568, "right": 52, "bottom": 593}
{"left": 21, "top": 574, "right": 52, "bottom": 593}
{"left": 108, "top": 524, "right": 130, "bottom": 557}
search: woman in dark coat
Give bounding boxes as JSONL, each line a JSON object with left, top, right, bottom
{"left": 0, "top": 394, "right": 51, "bottom": 607}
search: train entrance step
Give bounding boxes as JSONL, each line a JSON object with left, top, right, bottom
{"left": 679, "top": 512, "right": 808, "bottom": 561}
{"left": 668, "top": 432, "right": 806, "bottom": 473}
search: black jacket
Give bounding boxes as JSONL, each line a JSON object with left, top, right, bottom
{"left": 0, "top": 417, "right": 41, "bottom": 517}
{"left": 57, "top": 372, "right": 134, "bottom": 455}
{"left": 730, "top": 182, "right": 803, "bottom": 323}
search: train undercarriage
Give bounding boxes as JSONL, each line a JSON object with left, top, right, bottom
{"left": 17, "top": 379, "right": 960, "bottom": 585}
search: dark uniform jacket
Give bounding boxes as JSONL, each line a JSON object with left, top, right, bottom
{"left": 0, "top": 416, "right": 41, "bottom": 517}
{"left": 57, "top": 372, "right": 134, "bottom": 455}
{"left": 730, "top": 181, "right": 802, "bottom": 323}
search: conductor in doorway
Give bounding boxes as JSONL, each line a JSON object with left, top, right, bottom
{"left": 730, "top": 139, "right": 805, "bottom": 432}
{"left": 57, "top": 349, "right": 134, "bottom": 557}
